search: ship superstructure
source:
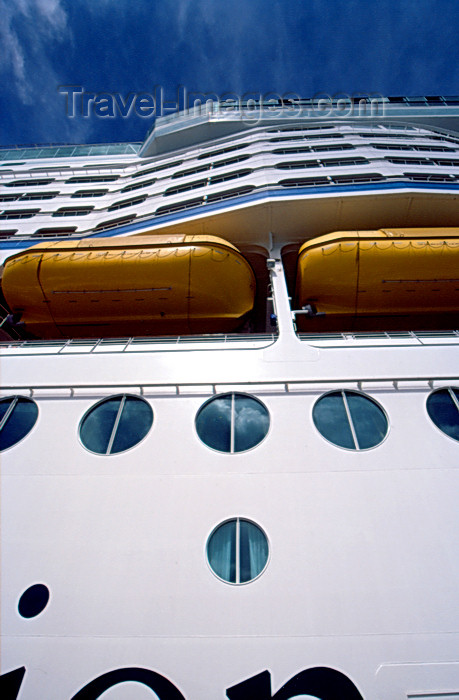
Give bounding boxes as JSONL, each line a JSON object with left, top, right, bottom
{"left": 1, "top": 97, "right": 459, "bottom": 699}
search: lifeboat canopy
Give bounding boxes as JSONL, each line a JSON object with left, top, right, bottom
{"left": 1, "top": 234, "right": 256, "bottom": 339}
{"left": 295, "top": 228, "right": 459, "bottom": 332}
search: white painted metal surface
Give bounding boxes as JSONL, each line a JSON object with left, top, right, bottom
{"left": 1, "top": 101, "right": 459, "bottom": 699}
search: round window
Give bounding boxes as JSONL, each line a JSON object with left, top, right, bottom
{"left": 196, "top": 393, "right": 270, "bottom": 453}
{"left": 80, "top": 395, "right": 153, "bottom": 455}
{"left": 313, "top": 390, "right": 388, "bottom": 450}
{"left": 0, "top": 396, "right": 38, "bottom": 451}
{"left": 207, "top": 518, "right": 269, "bottom": 584}
{"left": 426, "top": 387, "right": 459, "bottom": 442}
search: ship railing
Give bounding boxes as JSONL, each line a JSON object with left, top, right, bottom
{"left": 0, "top": 163, "right": 136, "bottom": 182}
{"left": 0, "top": 143, "right": 142, "bottom": 160}
{"left": 1, "top": 331, "right": 459, "bottom": 355}
{"left": 298, "top": 330, "right": 459, "bottom": 346}
{"left": 0, "top": 333, "right": 278, "bottom": 354}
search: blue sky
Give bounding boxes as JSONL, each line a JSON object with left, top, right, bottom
{"left": 1, "top": 0, "right": 458, "bottom": 147}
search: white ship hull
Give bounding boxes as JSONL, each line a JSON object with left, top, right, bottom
{"left": 1, "top": 97, "right": 459, "bottom": 699}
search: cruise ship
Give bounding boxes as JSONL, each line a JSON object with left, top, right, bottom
{"left": 1, "top": 96, "right": 459, "bottom": 699}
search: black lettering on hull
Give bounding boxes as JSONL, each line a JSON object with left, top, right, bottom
{"left": 227, "top": 667, "right": 364, "bottom": 700}
{"left": 71, "top": 667, "right": 186, "bottom": 700}
{"left": 0, "top": 667, "right": 26, "bottom": 700}
{"left": 0, "top": 664, "right": 363, "bottom": 699}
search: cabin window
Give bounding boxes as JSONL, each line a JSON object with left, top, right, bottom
{"left": 66, "top": 175, "right": 119, "bottom": 183}
{"left": 310, "top": 143, "right": 355, "bottom": 152}
{"left": 121, "top": 178, "right": 156, "bottom": 192}
{"left": 276, "top": 160, "right": 320, "bottom": 170}
{"left": 206, "top": 185, "right": 255, "bottom": 203}
{"left": 0, "top": 194, "right": 21, "bottom": 202}
{"left": 53, "top": 206, "right": 94, "bottom": 217}
{"left": 94, "top": 215, "right": 136, "bottom": 231}
{"left": 270, "top": 133, "right": 343, "bottom": 143}
{"left": 195, "top": 393, "right": 270, "bottom": 453}
{"left": 19, "top": 191, "right": 59, "bottom": 201}
{"left": 33, "top": 227, "right": 77, "bottom": 236}
{"left": 197, "top": 143, "right": 248, "bottom": 160}
{"left": 207, "top": 518, "right": 269, "bottom": 584}
{"left": 273, "top": 146, "right": 313, "bottom": 155}
{"left": 404, "top": 173, "right": 457, "bottom": 183}
{"left": 107, "top": 195, "right": 147, "bottom": 211}
{"left": 5, "top": 178, "right": 55, "bottom": 187}
{"left": 322, "top": 157, "right": 370, "bottom": 167}
{"left": 79, "top": 395, "right": 153, "bottom": 455}
{"left": 0, "top": 396, "right": 38, "bottom": 451}
{"left": 268, "top": 124, "right": 334, "bottom": 132}
{"left": 209, "top": 168, "right": 253, "bottom": 185}
{"left": 332, "top": 173, "right": 384, "bottom": 184}
{"left": 71, "top": 189, "right": 109, "bottom": 198}
{"left": 172, "top": 154, "right": 250, "bottom": 179}
{"left": 280, "top": 176, "right": 331, "bottom": 187}
{"left": 426, "top": 387, "right": 459, "bottom": 442}
{"left": 164, "top": 178, "right": 208, "bottom": 196}
{"left": 172, "top": 163, "right": 210, "bottom": 179}
{"left": 0, "top": 208, "right": 40, "bottom": 219}
{"left": 0, "top": 229, "right": 18, "bottom": 238}
{"left": 386, "top": 157, "right": 433, "bottom": 165}
{"left": 155, "top": 197, "right": 204, "bottom": 216}
{"left": 313, "top": 390, "right": 388, "bottom": 450}
{"left": 130, "top": 159, "right": 183, "bottom": 177}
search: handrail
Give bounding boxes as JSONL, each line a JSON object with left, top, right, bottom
{"left": 0, "top": 142, "right": 141, "bottom": 154}
{"left": 0, "top": 333, "right": 278, "bottom": 353}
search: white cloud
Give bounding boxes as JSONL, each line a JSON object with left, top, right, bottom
{"left": 0, "top": 0, "right": 71, "bottom": 104}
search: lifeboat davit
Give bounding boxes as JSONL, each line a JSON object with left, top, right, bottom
{"left": 295, "top": 228, "right": 459, "bottom": 332}
{"left": 1, "top": 234, "right": 256, "bottom": 338}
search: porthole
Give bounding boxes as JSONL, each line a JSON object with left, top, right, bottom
{"left": 195, "top": 393, "right": 270, "bottom": 453}
{"left": 426, "top": 387, "right": 459, "bottom": 442}
{"left": 79, "top": 395, "right": 153, "bottom": 455}
{"left": 313, "top": 390, "right": 388, "bottom": 450}
{"left": 0, "top": 396, "right": 38, "bottom": 451}
{"left": 207, "top": 518, "right": 269, "bottom": 584}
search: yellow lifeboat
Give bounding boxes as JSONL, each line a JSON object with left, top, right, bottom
{"left": 295, "top": 228, "right": 459, "bottom": 332}
{"left": 1, "top": 234, "right": 256, "bottom": 338}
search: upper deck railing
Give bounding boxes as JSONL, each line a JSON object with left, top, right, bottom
{"left": 0, "top": 143, "right": 141, "bottom": 161}
{"left": 0, "top": 330, "right": 458, "bottom": 356}
{"left": 0, "top": 333, "right": 278, "bottom": 355}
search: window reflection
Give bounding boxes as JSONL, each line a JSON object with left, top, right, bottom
{"left": 427, "top": 387, "right": 459, "bottom": 441}
{"left": 195, "top": 395, "right": 232, "bottom": 452}
{"left": 313, "top": 390, "right": 387, "bottom": 450}
{"left": 0, "top": 396, "right": 38, "bottom": 451}
{"left": 234, "top": 397, "right": 270, "bottom": 452}
{"left": 312, "top": 391, "right": 354, "bottom": 449}
{"left": 80, "top": 395, "right": 153, "bottom": 455}
{"left": 347, "top": 393, "right": 388, "bottom": 449}
{"left": 196, "top": 393, "right": 269, "bottom": 453}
